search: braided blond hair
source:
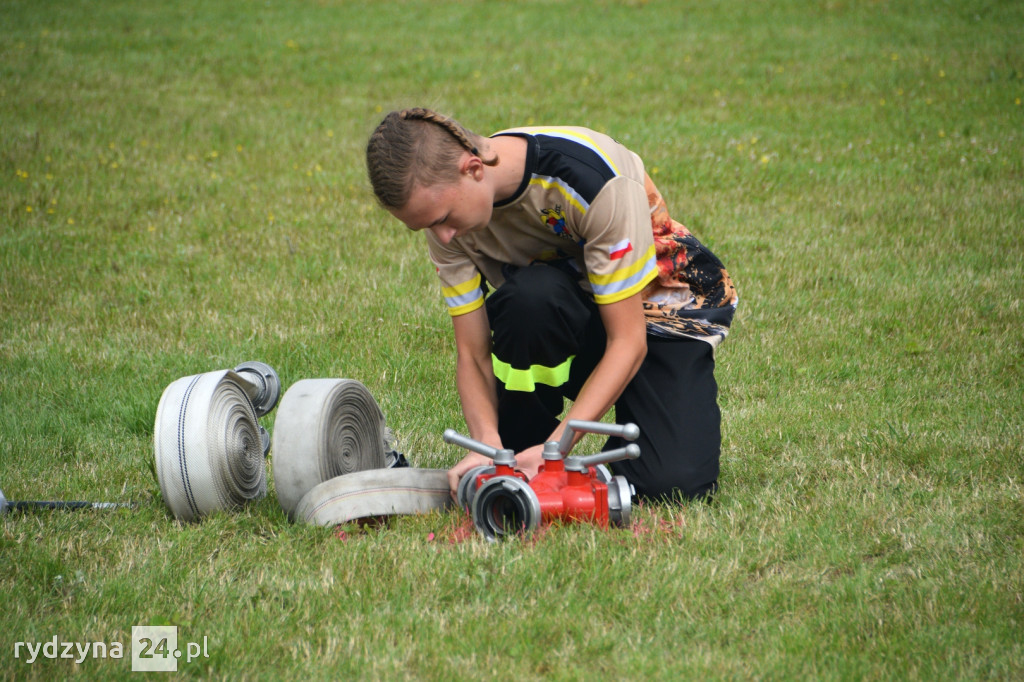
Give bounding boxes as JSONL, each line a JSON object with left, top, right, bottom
{"left": 366, "top": 108, "right": 498, "bottom": 209}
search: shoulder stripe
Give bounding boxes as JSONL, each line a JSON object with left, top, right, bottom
{"left": 529, "top": 128, "right": 621, "bottom": 176}
{"left": 530, "top": 131, "right": 620, "bottom": 206}
{"left": 529, "top": 174, "right": 589, "bottom": 215}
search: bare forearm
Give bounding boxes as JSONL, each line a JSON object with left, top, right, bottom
{"left": 548, "top": 293, "right": 648, "bottom": 447}
{"left": 455, "top": 351, "right": 501, "bottom": 446}
{"left": 554, "top": 335, "right": 645, "bottom": 443}
{"left": 447, "top": 309, "right": 504, "bottom": 496}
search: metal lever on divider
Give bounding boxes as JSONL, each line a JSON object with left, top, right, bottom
{"left": 564, "top": 443, "right": 641, "bottom": 473}
{"left": 556, "top": 419, "right": 640, "bottom": 456}
{"left": 442, "top": 429, "right": 517, "bottom": 468}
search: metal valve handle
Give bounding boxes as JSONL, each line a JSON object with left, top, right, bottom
{"left": 564, "top": 443, "right": 641, "bottom": 473}
{"left": 442, "top": 429, "right": 517, "bottom": 468}
{"left": 557, "top": 419, "right": 640, "bottom": 456}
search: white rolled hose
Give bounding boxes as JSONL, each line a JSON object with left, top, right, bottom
{"left": 271, "top": 378, "right": 452, "bottom": 524}
{"left": 156, "top": 370, "right": 452, "bottom": 526}
{"left": 154, "top": 369, "right": 270, "bottom": 522}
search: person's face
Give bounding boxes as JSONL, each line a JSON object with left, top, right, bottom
{"left": 389, "top": 160, "right": 493, "bottom": 244}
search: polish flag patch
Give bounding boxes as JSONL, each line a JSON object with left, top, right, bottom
{"left": 608, "top": 238, "right": 633, "bottom": 260}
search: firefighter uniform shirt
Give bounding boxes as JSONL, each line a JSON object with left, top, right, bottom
{"left": 425, "top": 126, "right": 738, "bottom": 346}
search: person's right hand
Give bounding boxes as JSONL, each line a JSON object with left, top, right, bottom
{"left": 447, "top": 451, "right": 494, "bottom": 501}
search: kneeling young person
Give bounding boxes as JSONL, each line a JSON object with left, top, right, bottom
{"left": 366, "top": 109, "right": 738, "bottom": 501}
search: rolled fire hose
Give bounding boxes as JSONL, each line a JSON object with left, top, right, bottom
{"left": 272, "top": 378, "right": 452, "bottom": 525}
{"left": 154, "top": 364, "right": 278, "bottom": 522}
{"left": 156, "top": 367, "right": 451, "bottom": 526}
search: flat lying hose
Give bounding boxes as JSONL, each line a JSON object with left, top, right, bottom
{"left": 154, "top": 369, "right": 268, "bottom": 522}
{"left": 295, "top": 468, "right": 452, "bottom": 526}
{"left": 272, "top": 378, "right": 452, "bottom": 524}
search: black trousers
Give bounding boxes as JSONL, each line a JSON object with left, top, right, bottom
{"left": 486, "top": 263, "right": 720, "bottom": 501}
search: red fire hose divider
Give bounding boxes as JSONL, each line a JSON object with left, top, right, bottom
{"left": 443, "top": 420, "right": 640, "bottom": 542}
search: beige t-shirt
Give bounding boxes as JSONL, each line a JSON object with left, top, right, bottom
{"left": 426, "top": 126, "right": 737, "bottom": 345}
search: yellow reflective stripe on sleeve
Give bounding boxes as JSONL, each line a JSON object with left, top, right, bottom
{"left": 441, "top": 273, "right": 484, "bottom": 315}
{"left": 448, "top": 296, "right": 484, "bottom": 316}
{"left": 588, "top": 244, "right": 656, "bottom": 286}
{"left": 492, "top": 354, "right": 575, "bottom": 392}
{"left": 592, "top": 268, "right": 657, "bottom": 304}
{"left": 441, "top": 273, "right": 482, "bottom": 298}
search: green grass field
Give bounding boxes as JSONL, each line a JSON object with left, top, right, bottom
{"left": 2, "top": 0, "right": 1022, "bottom": 678}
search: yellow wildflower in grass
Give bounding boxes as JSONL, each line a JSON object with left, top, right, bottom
{"left": 26, "top": 206, "right": 33, "bottom": 213}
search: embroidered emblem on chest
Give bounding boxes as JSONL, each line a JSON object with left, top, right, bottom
{"left": 540, "top": 205, "right": 573, "bottom": 241}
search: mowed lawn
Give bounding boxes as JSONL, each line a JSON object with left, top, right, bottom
{"left": 1, "top": 0, "right": 1022, "bottom": 679}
